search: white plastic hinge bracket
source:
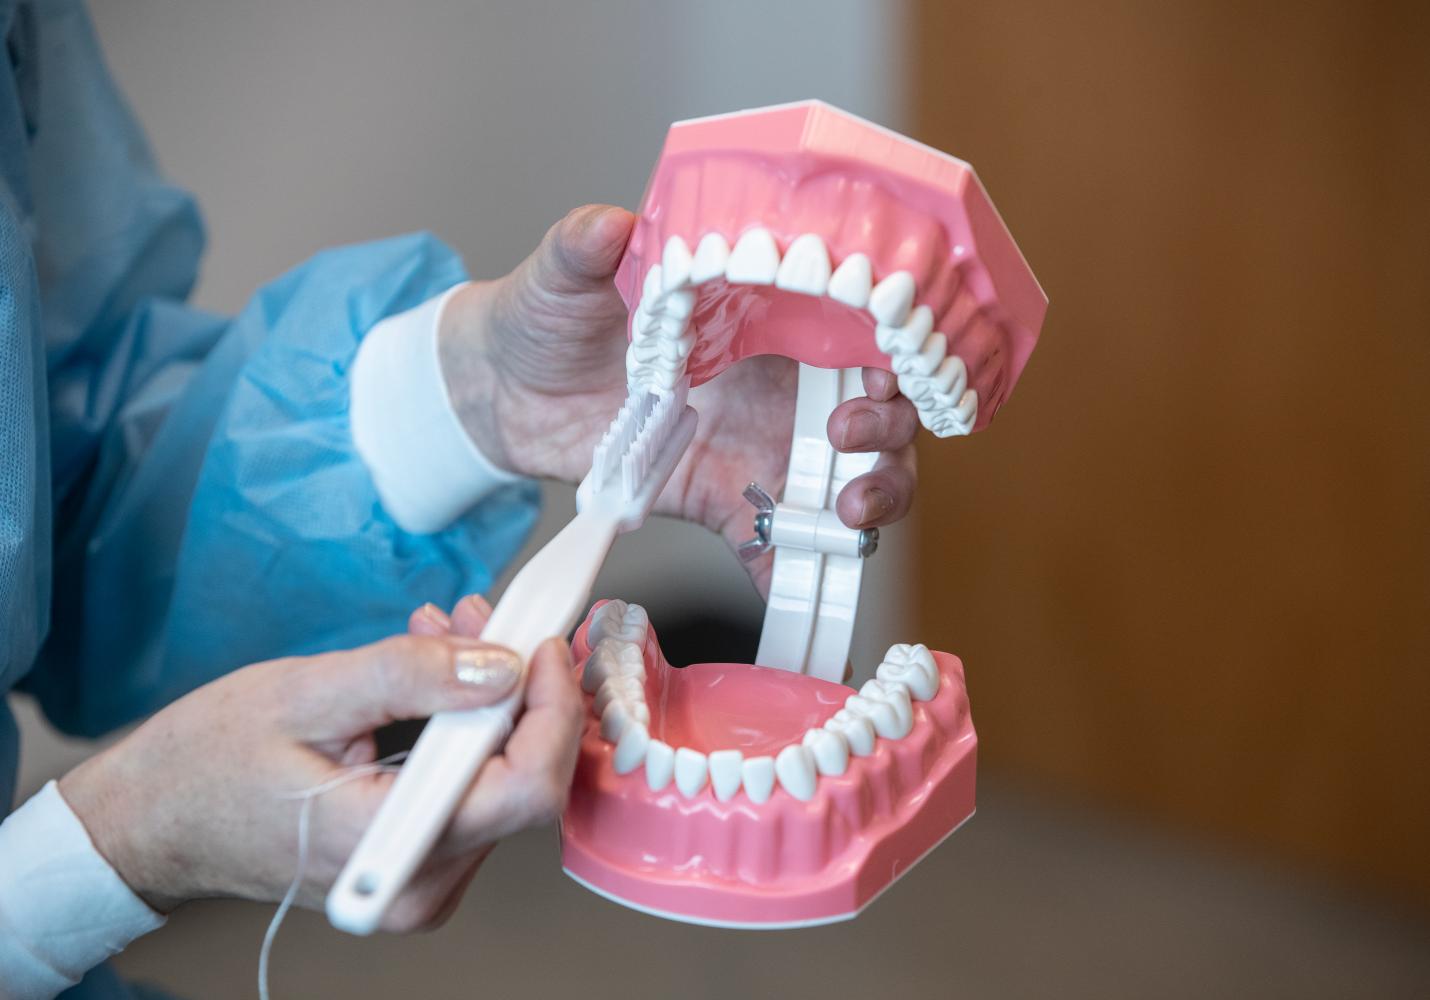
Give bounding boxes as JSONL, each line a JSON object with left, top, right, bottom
{"left": 746, "top": 365, "right": 878, "bottom": 683}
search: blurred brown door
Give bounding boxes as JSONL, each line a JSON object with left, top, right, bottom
{"left": 911, "top": 0, "right": 1430, "bottom": 902}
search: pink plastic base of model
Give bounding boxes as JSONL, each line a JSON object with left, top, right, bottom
{"left": 559, "top": 610, "right": 977, "bottom": 929}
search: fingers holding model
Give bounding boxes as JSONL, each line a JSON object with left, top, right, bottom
{"left": 58, "top": 631, "right": 581, "bottom": 932}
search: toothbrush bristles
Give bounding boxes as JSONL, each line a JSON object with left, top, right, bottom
{"left": 590, "top": 386, "right": 686, "bottom": 504}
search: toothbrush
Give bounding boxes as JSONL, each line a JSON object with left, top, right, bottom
{"left": 326, "top": 385, "right": 698, "bottom": 935}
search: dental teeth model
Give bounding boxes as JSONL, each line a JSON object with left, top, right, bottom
{"left": 561, "top": 101, "right": 1047, "bottom": 929}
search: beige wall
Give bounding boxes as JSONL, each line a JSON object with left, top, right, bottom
{"left": 912, "top": 0, "right": 1430, "bottom": 903}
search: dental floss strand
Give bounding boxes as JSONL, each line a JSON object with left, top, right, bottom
{"left": 257, "top": 752, "right": 409, "bottom": 1000}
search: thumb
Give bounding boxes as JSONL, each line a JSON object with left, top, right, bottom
{"left": 286, "top": 634, "right": 523, "bottom": 742}
{"left": 534, "top": 204, "right": 634, "bottom": 293}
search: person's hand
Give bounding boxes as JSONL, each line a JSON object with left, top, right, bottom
{"left": 59, "top": 630, "right": 583, "bottom": 931}
{"left": 438, "top": 206, "right": 921, "bottom": 593}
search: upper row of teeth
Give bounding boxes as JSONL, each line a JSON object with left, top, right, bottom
{"left": 582, "top": 600, "right": 942, "bottom": 804}
{"left": 627, "top": 229, "right": 978, "bottom": 438}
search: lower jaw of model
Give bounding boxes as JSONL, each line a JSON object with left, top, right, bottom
{"left": 560, "top": 599, "right": 977, "bottom": 929}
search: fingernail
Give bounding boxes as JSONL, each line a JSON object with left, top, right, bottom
{"left": 840, "top": 411, "right": 879, "bottom": 450}
{"left": 858, "top": 489, "right": 893, "bottom": 527}
{"left": 420, "top": 603, "right": 451, "bottom": 628}
{"left": 454, "top": 647, "right": 521, "bottom": 691}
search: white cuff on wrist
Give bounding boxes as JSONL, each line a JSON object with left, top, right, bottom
{"left": 351, "top": 282, "right": 525, "bottom": 534}
{"left": 0, "top": 781, "right": 166, "bottom": 998}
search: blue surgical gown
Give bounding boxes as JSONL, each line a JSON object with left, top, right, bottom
{"left": 1, "top": 3, "right": 538, "bottom": 994}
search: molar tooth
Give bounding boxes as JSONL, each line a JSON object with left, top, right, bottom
{"left": 890, "top": 332, "right": 947, "bottom": 377}
{"left": 899, "top": 354, "right": 968, "bottom": 409}
{"left": 843, "top": 695, "right": 894, "bottom": 740}
{"left": 923, "top": 409, "right": 970, "bottom": 438}
{"left": 827, "top": 710, "right": 876, "bottom": 757}
{"left": 673, "top": 747, "right": 709, "bottom": 798}
{"left": 774, "top": 233, "right": 831, "bottom": 296}
{"left": 952, "top": 388, "right": 978, "bottom": 425}
{"left": 828, "top": 253, "right": 873, "bottom": 308}
{"left": 612, "top": 721, "right": 650, "bottom": 774}
{"left": 725, "top": 228, "right": 780, "bottom": 285}
{"left": 659, "top": 288, "right": 696, "bottom": 321}
{"left": 599, "top": 700, "right": 631, "bottom": 742}
{"left": 802, "top": 727, "right": 849, "bottom": 777}
{"left": 741, "top": 756, "right": 776, "bottom": 804}
{"left": 877, "top": 643, "right": 940, "bottom": 701}
{"left": 580, "top": 640, "right": 644, "bottom": 694}
{"left": 594, "top": 675, "right": 643, "bottom": 716}
{"left": 690, "top": 232, "right": 731, "bottom": 284}
{"left": 707, "top": 749, "right": 744, "bottom": 801}
{"left": 856, "top": 680, "right": 914, "bottom": 739}
{"left": 869, "top": 271, "right": 916, "bottom": 326}
{"left": 645, "top": 740, "right": 675, "bottom": 790}
{"left": 662, "top": 236, "right": 694, "bottom": 291}
{"left": 875, "top": 304, "right": 934, "bottom": 357}
{"left": 587, "top": 600, "right": 629, "bottom": 644}
{"left": 775, "top": 744, "right": 818, "bottom": 802}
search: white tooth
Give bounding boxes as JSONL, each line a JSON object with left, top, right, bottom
{"left": 587, "top": 600, "right": 628, "bottom": 644}
{"left": 827, "top": 710, "right": 876, "bottom": 757}
{"left": 673, "top": 747, "right": 709, "bottom": 798}
{"left": 869, "top": 271, "right": 916, "bottom": 326}
{"left": 741, "top": 756, "right": 776, "bottom": 804}
{"left": 877, "top": 643, "right": 940, "bottom": 701}
{"left": 690, "top": 232, "right": 731, "bottom": 284}
{"left": 612, "top": 721, "right": 650, "bottom": 774}
{"left": 875, "top": 304, "right": 934, "bottom": 357}
{"left": 622, "top": 603, "right": 649, "bottom": 633}
{"left": 923, "top": 409, "right": 970, "bottom": 438}
{"left": 645, "top": 740, "right": 675, "bottom": 790}
{"left": 622, "top": 697, "right": 650, "bottom": 728}
{"left": 594, "top": 675, "right": 643, "bottom": 715}
{"left": 707, "top": 749, "right": 744, "bottom": 801}
{"left": 774, "top": 233, "right": 831, "bottom": 295}
{"left": 891, "top": 332, "right": 947, "bottom": 378}
{"left": 725, "top": 228, "right": 780, "bottom": 285}
{"left": 953, "top": 388, "right": 978, "bottom": 424}
{"left": 662, "top": 236, "right": 694, "bottom": 291}
{"left": 775, "top": 744, "right": 818, "bottom": 802}
{"left": 899, "top": 354, "right": 967, "bottom": 410}
{"left": 580, "top": 639, "right": 644, "bottom": 694}
{"left": 657, "top": 313, "right": 692, "bottom": 339}
{"left": 802, "top": 728, "right": 849, "bottom": 777}
{"left": 828, "top": 253, "right": 873, "bottom": 308}
{"left": 659, "top": 288, "right": 696, "bottom": 321}
{"left": 855, "top": 680, "right": 914, "bottom": 739}
{"left": 600, "top": 700, "right": 630, "bottom": 742}
{"left": 640, "top": 265, "right": 664, "bottom": 305}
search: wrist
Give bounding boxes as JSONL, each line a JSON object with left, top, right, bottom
{"left": 59, "top": 744, "right": 185, "bottom": 914}
{"left": 437, "top": 281, "right": 530, "bottom": 478}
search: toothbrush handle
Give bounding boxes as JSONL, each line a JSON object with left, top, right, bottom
{"left": 326, "top": 512, "right": 618, "bottom": 935}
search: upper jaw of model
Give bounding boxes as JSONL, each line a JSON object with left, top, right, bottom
{"left": 582, "top": 599, "right": 945, "bottom": 804}
{"left": 616, "top": 100, "right": 1047, "bottom": 437}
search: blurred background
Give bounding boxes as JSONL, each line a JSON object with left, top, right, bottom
{"left": 13, "top": 0, "right": 1429, "bottom": 997}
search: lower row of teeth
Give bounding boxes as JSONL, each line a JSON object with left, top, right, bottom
{"left": 628, "top": 230, "right": 979, "bottom": 438}
{"left": 581, "top": 601, "right": 942, "bottom": 804}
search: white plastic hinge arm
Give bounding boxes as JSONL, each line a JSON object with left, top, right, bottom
{"left": 744, "top": 365, "right": 877, "bottom": 682}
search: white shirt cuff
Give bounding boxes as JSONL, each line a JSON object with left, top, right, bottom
{"left": 350, "top": 282, "right": 525, "bottom": 534}
{"left": 0, "top": 782, "right": 165, "bottom": 999}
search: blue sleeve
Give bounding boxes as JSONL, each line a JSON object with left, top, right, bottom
{"left": 9, "top": 1, "right": 539, "bottom": 737}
